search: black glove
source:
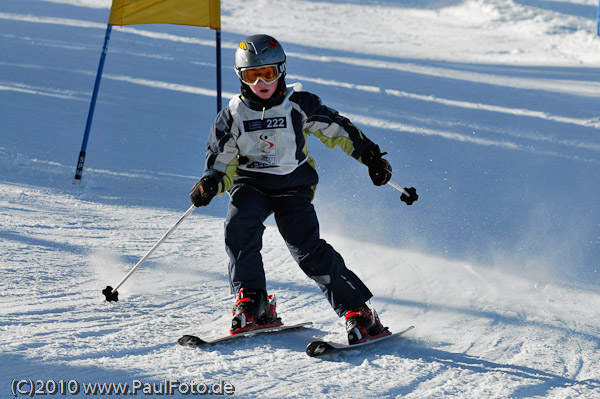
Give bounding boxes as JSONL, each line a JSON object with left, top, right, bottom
{"left": 190, "top": 177, "right": 218, "bottom": 207}
{"left": 361, "top": 144, "right": 392, "bottom": 186}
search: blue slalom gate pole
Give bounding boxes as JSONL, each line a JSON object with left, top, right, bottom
{"left": 73, "top": 24, "right": 113, "bottom": 184}
{"left": 597, "top": 0, "right": 600, "bottom": 35}
{"left": 216, "top": 28, "right": 222, "bottom": 112}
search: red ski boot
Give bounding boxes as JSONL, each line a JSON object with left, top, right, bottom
{"left": 344, "top": 306, "right": 390, "bottom": 345}
{"left": 230, "top": 288, "right": 281, "bottom": 334}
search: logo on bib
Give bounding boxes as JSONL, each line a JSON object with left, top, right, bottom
{"left": 259, "top": 132, "right": 275, "bottom": 154}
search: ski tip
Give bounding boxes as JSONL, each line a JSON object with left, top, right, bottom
{"left": 305, "top": 341, "right": 333, "bottom": 357}
{"left": 178, "top": 335, "right": 207, "bottom": 347}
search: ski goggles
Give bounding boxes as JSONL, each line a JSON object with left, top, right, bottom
{"left": 239, "top": 65, "right": 282, "bottom": 86}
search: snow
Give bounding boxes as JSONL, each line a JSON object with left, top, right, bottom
{"left": 1, "top": 0, "right": 600, "bottom": 397}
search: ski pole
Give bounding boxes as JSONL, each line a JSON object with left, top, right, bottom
{"left": 387, "top": 180, "right": 418, "bottom": 205}
{"left": 102, "top": 204, "right": 196, "bottom": 302}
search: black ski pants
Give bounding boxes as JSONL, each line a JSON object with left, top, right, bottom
{"left": 224, "top": 184, "right": 372, "bottom": 316}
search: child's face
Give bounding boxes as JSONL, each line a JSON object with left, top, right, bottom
{"left": 250, "top": 78, "right": 278, "bottom": 100}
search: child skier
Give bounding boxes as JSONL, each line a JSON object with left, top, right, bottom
{"left": 190, "top": 34, "right": 393, "bottom": 344}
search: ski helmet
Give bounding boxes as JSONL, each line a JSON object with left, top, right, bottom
{"left": 234, "top": 34, "right": 286, "bottom": 83}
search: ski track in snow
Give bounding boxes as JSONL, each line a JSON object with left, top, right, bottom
{"left": 2, "top": 0, "right": 600, "bottom": 398}
{"left": 2, "top": 182, "right": 600, "bottom": 398}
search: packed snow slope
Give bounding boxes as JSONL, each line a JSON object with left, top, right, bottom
{"left": 1, "top": 0, "right": 600, "bottom": 398}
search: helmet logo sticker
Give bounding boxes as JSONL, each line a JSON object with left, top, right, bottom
{"left": 239, "top": 41, "right": 247, "bottom": 50}
{"left": 269, "top": 39, "right": 278, "bottom": 48}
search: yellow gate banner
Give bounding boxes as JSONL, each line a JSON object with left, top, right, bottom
{"left": 108, "top": 0, "right": 220, "bottom": 28}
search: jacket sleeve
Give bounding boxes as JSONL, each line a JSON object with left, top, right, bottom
{"left": 202, "top": 107, "right": 240, "bottom": 195}
{"left": 290, "top": 89, "right": 375, "bottom": 162}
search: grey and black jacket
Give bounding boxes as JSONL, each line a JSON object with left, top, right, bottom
{"left": 202, "top": 83, "right": 376, "bottom": 195}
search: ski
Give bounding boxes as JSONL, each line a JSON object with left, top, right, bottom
{"left": 305, "top": 325, "right": 414, "bottom": 357}
{"left": 178, "top": 321, "right": 313, "bottom": 347}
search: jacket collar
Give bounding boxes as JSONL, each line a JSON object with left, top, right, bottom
{"left": 239, "top": 78, "right": 287, "bottom": 111}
